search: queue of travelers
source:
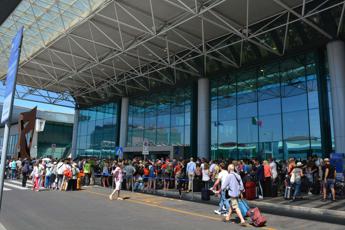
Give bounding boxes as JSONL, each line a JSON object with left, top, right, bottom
{"left": 5, "top": 154, "right": 343, "bottom": 226}
{"left": 6, "top": 155, "right": 342, "bottom": 200}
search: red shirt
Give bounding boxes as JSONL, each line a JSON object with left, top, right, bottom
{"left": 264, "top": 165, "right": 272, "bottom": 178}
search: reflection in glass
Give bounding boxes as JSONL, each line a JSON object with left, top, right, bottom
{"left": 128, "top": 87, "right": 192, "bottom": 147}
{"left": 76, "top": 103, "right": 118, "bottom": 157}
{"left": 211, "top": 52, "right": 331, "bottom": 160}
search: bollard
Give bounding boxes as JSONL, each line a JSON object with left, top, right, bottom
{"left": 191, "top": 177, "right": 194, "bottom": 200}
{"left": 131, "top": 176, "right": 134, "bottom": 193}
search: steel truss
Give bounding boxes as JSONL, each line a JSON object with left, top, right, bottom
{"left": 1, "top": 0, "right": 345, "bottom": 107}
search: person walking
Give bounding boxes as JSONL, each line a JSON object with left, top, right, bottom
{"left": 212, "top": 163, "right": 230, "bottom": 216}
{"left": 109, "top": 162, "right": 124, "bottom": 200}
{"left": 186, "top": 157, "right": 196, "bottom": 192}
{"left": 223, "top": 164, "right": 246, "bottom": 226}
{"left": 31, "top": 163, "right": 40, "bottom": 192}
{"left": 21, "top": 159, "right": 30, "bottom": 187}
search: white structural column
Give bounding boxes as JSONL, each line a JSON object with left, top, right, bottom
{"left": 71, "top": 109, "right": 79, "bottom": 159}
{"left": 119, "top": 97, "right": 129, "bottom": 148}
{"left": 197, "top": 78, "right": 210, "bottom": 159}
{"left": 327, "top": 40, "right": 345, "bottom": 154}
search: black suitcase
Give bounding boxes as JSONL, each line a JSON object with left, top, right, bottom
{"left": 201, "top": 188, "right": 210, "bottom": 201}
{"left": 271, "top": 183, "right": 278, "bottom": 197}
{"left": 311, "top": 181, "right": 320, "bottom": 195}
{"left": 193, "top": 180, "right": 202, "bottom": 192}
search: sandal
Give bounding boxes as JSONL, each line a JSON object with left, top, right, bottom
{"left": 240, "top": 222, "right": 247, "bottom": 227}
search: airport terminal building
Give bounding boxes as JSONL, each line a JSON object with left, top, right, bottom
{"left": 2, "top": 0, "right": 345, "bottom": 160}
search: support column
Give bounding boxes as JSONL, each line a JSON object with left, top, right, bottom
{"left": 119, "top": 97, "right": 129, "bottom": 148}
{"left": 327, "top": 40, "right": 345, "bottom": 154}
{"left": 197, "top": 78, "right": 210, "bottom": 159}
{"left": 71, "top": 109, "right": 79, "bottom": 159}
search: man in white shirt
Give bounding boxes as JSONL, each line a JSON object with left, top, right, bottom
{"left": 269, "top": 158, "right": 278, "bottom": 182}
{"left": 186, "top": 157, "right": 196, "bottom": 192}
{"left": 211, "top": 163, "right": 229, "bottom": 215}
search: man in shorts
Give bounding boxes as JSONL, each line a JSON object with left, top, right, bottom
{"left": 222, "top": 164, "right": 246, "bottom": 226}
{"left": 109, "top": 162, "right": 123, "bottom": 200}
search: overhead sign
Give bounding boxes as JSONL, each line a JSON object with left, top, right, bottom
{"left": 115, "top": 146, "right": 123, "bottom": 159}
{"left": 35, "top": 119, "right": 46, "bottom": 132}
{"left": 1, "top": 27, "right": 24, "bottom": 124}
{"left": 142, "top": 140, "right": 149, "bottom": 155}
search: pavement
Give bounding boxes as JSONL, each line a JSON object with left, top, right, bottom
{"left": 0, "top": 179, "right": 344, "bottom": 230}
{"left": 145, "top": 188, "right": 345, "bottom": 225}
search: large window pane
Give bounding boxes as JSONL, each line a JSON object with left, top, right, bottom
{"left": 238, "top": 118, "right": 258, "bottom": 144}
{"left": 76, "top": 102, "right": 118, "bottom": 157}
{"left": 144, "top": 129, "right": 156, "bottom": 145}
{"left": 156, "top": 128, "right": 170, "bottom": 146}
{"left": 128, "top": 86, "right": 192, "bottom": 147}
{"left": 259, "top": 114, "right": 282, "bottom": 142}
{"left": 132, "top": 128, "right": 143, "bottom": 146}
{"left": 171, "top": 126, "right": 184, "bottom": 145}
{"left": 237, "top": 71, "right": 257, "bottom": 119}
{"left": 283, "top": 110, "right": 309, "bottom": 140}
{"left": 218, "top": 120, "right": 237, "bottom": 145}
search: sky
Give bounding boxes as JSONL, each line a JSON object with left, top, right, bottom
{"left": 0, "top": 84, "right": 75, "bottom": 115}
{"left": 14, "top": 99, "right": 75, "bottom": 114}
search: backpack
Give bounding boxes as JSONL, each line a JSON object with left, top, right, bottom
{"left": 64, "top": 169, "right": 72, "bottom": 178}
{"left": 247, "top": 207, "right": 267, "bottom": 227}
{"left": 22, "top": 164, "right": 30, "bottom": 174}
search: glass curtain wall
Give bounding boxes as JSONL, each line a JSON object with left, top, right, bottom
{"left": 76, "top": 103, "right": 118, "bottom": 158}
{"left": 211, "top": 52, "right": 331, "bottom": 160}
{"left": 127, "top": 87, "right": 191, "bottom": 148}
{"left": 37, "top": 123, "right": 73, "bottom": 159}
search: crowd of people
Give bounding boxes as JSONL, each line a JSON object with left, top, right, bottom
{"left": 4, "top": 155, "right": 344, "bottom": 226}
{"left": 5, "top": 155, "right": 343, "bottom": 200}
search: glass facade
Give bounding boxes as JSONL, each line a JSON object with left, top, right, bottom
{"left": 0, "top": 134, "right": 19, "bottom": 157}
{"left": 211, "top": 52, "right": 332, "bottom": 160}
{"left": 37, "top": 122, "right": 73, "bottom": 159}
{"left": 127, "top": 87, "right": 192, "bottom": 148}
{"left": 76, "top": 103, "right": 118, "bottom": 158}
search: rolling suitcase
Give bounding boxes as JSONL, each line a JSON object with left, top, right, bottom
{"left": 245, "top": 181, "right": 256, "bottom": 200}
{"left": 271, "top": 183, "right": 278, "bottom": 197}
{"left": 201, "top": 188, "right": 210, "bottom": 201}
{"left": 238, "top": 199, "right": 250, "bottom": 217}
{"left": 284, "top": 186, "right": 292, "bottom": 200}
{"left": 311, "top": 181, "right": 320, "bottom": 195}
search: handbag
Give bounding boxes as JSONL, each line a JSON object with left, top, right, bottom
{"left": 290, "top": 171, "right": 295, "bottom": 184}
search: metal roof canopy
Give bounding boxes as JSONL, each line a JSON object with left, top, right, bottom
{"left": 1, "top": 0, "right": 345, "bottom": 107}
